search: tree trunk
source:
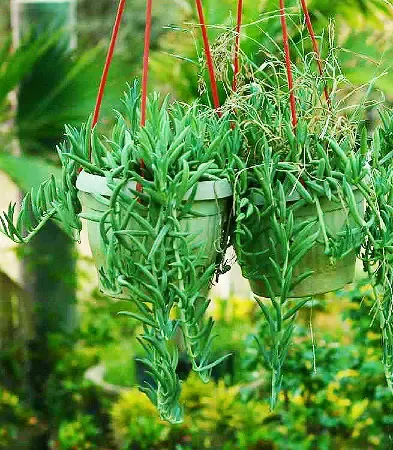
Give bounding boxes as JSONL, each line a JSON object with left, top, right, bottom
{"left": 10, "top": 0, "right": 78, "bottom": 412}
{"left": 0, "top": 272, "right": 14, "bottom": 348}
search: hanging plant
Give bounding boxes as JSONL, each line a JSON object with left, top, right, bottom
{"left": 233, "top": 43, "right": 365, "bottom": 299}
{"left": 0, "top": 0, "right": 244, "bottom": 423}
{"left": 0, "top": 81, "right": 240, "bottom": 422}
{"left": 229, "top": 0, "right": 393, "bottom": 408}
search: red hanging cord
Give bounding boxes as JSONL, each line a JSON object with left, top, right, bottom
{"left": 299, "top": 0, "right": 331, "bottom": 108}
{"left": 232, "top": 0, "right": 243, "bottom": 92}
{"left": 141, "top": 0, "right": 153, "bottom": 127}
{"left": 195, "top": 0, "right": 221, "bottom": 111}
{"left": 86, "top": 0, "right": 127, "bottom": 167}
{"left": 279, "top": 0, "right": 297, "bottom": 129}
{"left": 92, "top": 0, "right": 127, "bottom": 129}
{"left": 137, "top": 0, "right": 153, "bottom": 193}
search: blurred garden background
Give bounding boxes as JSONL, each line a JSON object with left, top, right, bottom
{"left": 1, "top": 0, "right": 393, "bottom": 449}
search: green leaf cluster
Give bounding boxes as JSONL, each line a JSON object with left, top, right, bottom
{"left": 232, "top": 33, "right": 393, "bottom": 409}
{"left": 0, "top": 81, "right": 240, "bottom": 422}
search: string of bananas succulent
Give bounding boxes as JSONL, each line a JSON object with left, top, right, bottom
{"left": 229, "top": 36, "right": 393, "bottom": 408}
{"left": 0, "top": 126, "right": 83, "bottom": 243}
{"left": 363, "top": 110, "right": 393, "bottom": 395}
{"left": 0, "top": 81, "right": 241, "bottom": 422}
{"left": 90, "top": 84, "right": 240, "bottom": 422}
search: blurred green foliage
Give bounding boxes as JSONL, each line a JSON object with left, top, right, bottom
{"left": 106, "top": 283, "right": 393, "bottom": 450}
{"left": 1, "top": 278, "right": 392, "bottom": 449}
{"left": 51, "top": 414, "right": 100, "bottom": 450}
{"left": 0, "top": 386, "right": 41, "bottom": 449}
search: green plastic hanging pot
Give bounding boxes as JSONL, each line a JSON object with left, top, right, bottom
{"left": 76, "top": 171, "right": 232, "bottom": 298}
{"left": 237, "top": 190, "right": 364, "bottom": 298}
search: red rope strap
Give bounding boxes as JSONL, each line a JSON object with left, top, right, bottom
{"left": 141, "top": 0, "right": 153, "bottom": 127}
{"left": 279, "top": 0, "right": 297, "bottom": 129}
{"left": 195, "top": 0, "right": 221, "bottom": 111}
{"left": 137, "top": 0, "right": 153, "bottom": 193}
{"left": 87, "top": 0, "right": 127, "bottom": 166}
{"left": 232, "top": 0, "right": 243, "bottom": 92}
{"left": 89, "top": 0, "right": 151, "bottom": 194}
{"left": 300, "top": 0, "right": 331, "bottom": 108}
{"left": 92, "top": 0, "right": 127, "bottom": 129}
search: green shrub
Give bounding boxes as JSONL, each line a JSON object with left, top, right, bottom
{"left": 111, "top": 389, "right": 171, "bottom": 450}
{"left": 0, "top": 386, "right": 40, "bottom": 449}
{"left": 56, "top": 282, "right": 393, "bottom": 450}
{"left": 46, "top": 345, "right": 101, "bottom": 427}
{"left": 52, "top": 414, "right": 100, "bottom": 450}
{"left": 183, "top": 375, "right": 273, "bottom": 449}
{"left": 101, "top": 342, "right": 137, "bottom": 388}
{"left": 110, "top": 374, "right": 274, "bottom": 450}
{"left": 78, "top": 290, "right": 139, "bottom": 347}
{"left": 243, "top": 282, "right": 393, "bottom": 449}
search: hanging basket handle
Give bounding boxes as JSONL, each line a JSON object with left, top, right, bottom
{"left": 91, "top": 0, "right": 329, "bottom": 137}
{"left": 299, "top": 0, "right": 331, "bottom": 108}
{"left": 230, "top": 0, "right": 330, "bottom": 129}
{"left": 196, "top": 0, "right": 243, "bottom": 98}
{"left": 92, "top": 0, "right": 153, "bottom": 129}
{"left": 141, "top": 0, "right": 153, "bottom": 126}
{"left": 279, "top": 0, "right": 298, "bottom": 128}
{"left": 89, "top": 0, "right": 153, "bottom": 190}
{"left": 232, "top": 0, "right": 243, "bottom": 92}
{"left": 195, "top": 0, "right": 221, "bottom": 111}
{"left": 92, "top": 0, "right": 127, "bottom": 130}
{"left": 279, "top": 0, "right": 331, "bottom": 128}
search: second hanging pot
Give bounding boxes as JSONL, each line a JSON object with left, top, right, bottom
{"left": 236, "top": 189, "right": 364, "bottom": 298}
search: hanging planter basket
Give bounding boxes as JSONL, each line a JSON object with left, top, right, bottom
{"left": 77, "top": 171, "right": 232, "bottom": 298}
{"left": 237, "top": 188, "right": 364, "bottom": 298}
{"left": 233, "top": 0, "right": 365, "bottom": 299}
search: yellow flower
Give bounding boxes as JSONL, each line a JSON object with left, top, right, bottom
{"left": 292, "top": 394, "right": 304, "bottom": 406}
{"left": 305, "top": 360, "right": 312, "bottom": 370}
{"left": 352, "top": 428, "right": 360, "bottom": 438}
{"left": 359, "top": 284, "right": 373, "bottom": 295}
{"left": 351, "top": 419, "right": 370, "bottom": 438}
{"left": 369, "top": 436, "right": 381, "bottom": 446}
{"left": 336, "top": 369, "right": 359, "bottom": 380}
{"left": 277, "top": 425, "right": 288, "bottom": 435}
{"left": 366, "top": 331, "right": 380, "bottom": 341}
{"left": 2, "top": 391, "right": 18, "bottom": 406}
{"left": 350, "top": 399, "right": 369, "bottom": 421}
{"left": 28, "top": 416, "right": 38, "bottom": 426}
{"left": 326, "top": 381, "right": 340, "bottom": 403}
{"left": 230, "top": 296, "right": 255, "bottom": 321}
{"left": 337, "top": 398, "right": 351, "bottom": 408}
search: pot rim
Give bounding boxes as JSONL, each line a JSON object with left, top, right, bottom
{"left": 76, "top": 170, "right": 232, "bottom": 201}
{"left": 250, "top": 182, "right": 362, "bottom": 205}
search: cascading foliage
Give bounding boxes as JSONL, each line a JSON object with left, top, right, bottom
{"left": 231, "top": 39, "right": 393, "bottom": 407}
{"left": 365, "top": 110, "right": 393, "bottom": 394}
{"left": 83, "top": 83, "right": 240, "bottom": 422}
{"left": 1, "top": 81, "right": 241, "bottom": 422}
